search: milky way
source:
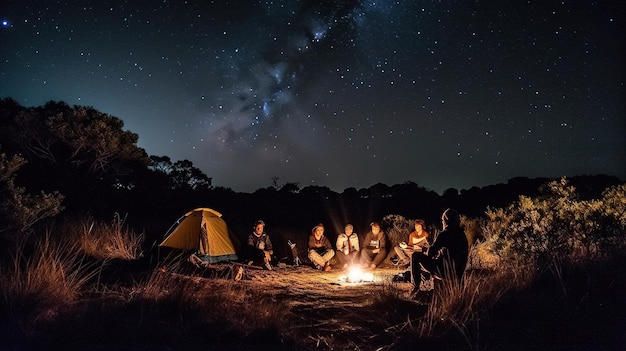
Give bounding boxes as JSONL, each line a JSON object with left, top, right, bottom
{"left": 1, "top": 0, "right": 624, "bottom": 193}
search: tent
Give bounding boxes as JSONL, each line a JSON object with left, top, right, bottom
{"left": 160, "top": 208, "right": 239, "bottom": 263}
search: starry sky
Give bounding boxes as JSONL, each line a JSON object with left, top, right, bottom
{"left": 1, "top": 1, "right": 624, "bottom": 193}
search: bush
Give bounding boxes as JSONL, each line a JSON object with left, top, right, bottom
{"left": 480, "top": 177, "right": 626, "bottom": 271}
{"left": 382, "top": 214, "right": 415, "bottom": 249}
{"left": 0, "top": 152, "right": 64, "bottom": 237}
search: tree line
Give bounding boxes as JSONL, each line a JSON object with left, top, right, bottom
{"left": 1, "top": 97, "right": 622, "bottom": 249}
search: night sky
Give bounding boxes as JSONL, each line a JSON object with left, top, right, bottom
{"left": 1, "top": 1, "right": 624, "bottom": 193}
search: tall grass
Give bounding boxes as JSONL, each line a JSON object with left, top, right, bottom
{"left": 399, "top": 179, "right": 626, "bottom": 348}
{"left": 133, "top": 254, "right": 290, "bottom": 333}
{"left": 413, "top": 265, "right": 525, "bottom": 347}
{"left": 0, "top": 232, "right": 102, "bottom": 332}
{"left": 68, "top": 214, "right": 144, "bottom": 260}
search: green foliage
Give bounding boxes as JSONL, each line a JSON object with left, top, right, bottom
{"left": 481, "top": 177, "right": 626, "bottom": 269}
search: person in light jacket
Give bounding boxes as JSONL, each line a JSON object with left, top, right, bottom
{"left": 335, "top": 223, "right": 360, "bottom": 269}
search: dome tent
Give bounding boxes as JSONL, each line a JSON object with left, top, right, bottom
{"left": 160, "top": 208, "right": 239, "bottom": 263}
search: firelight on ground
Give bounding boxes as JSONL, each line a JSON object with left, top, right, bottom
{"left": 339, "top": 266, "right": 374, "bottom": 283}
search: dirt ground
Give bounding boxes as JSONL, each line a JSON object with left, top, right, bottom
{"left": 238, "top": 263, "right": 414, "bottom": 301}
{"left": 232, "top": 263, "right": 425, "bottom": 350}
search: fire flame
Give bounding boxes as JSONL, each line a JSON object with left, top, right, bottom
{"left": 343, "top": 266, "right": 374, "bottom": 283}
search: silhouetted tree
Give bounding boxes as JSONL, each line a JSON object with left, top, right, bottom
{"left": 172, "top": 160, "right": 210, "bottom": 190}
{"left": 11, "top": 101, "right": 147, "bottom": 178}
{"left": 280, "top": 182, "right": 300, "bottom": 193}
{"left": 148, "top": 155, "right": 175, "bottom": 174}
{"left": 0, "top": 100, "right": 151, "bottom": 218}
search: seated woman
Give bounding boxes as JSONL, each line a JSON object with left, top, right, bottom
{"left": 394, "top": 219, "right": 430, "bottom": 268}
{"left": 308, "top": 223, "right": 335, "bottom": 271}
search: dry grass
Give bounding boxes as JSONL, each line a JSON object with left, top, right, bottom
{"left": 134, "top": 254, "right": 290, "bottom": 333}
{"left": 3, "top": 248, "right": 624, "bottom": 350}
{"left": 0, "top": 232, "right": 102, "bottom": 333}
{"left": 413, "top": 269, "right": 511, "bottom": 345}
{"left": 1, "top": 213, "right": 623, "bottom": 350}
{"left": 67, "top": 214, "right": 144, "bottom": 260}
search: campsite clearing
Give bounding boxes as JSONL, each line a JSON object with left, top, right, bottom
{"left": 172, "top": 263, "right": 423, "bottom": 350}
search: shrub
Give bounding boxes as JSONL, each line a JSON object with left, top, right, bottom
{"left": 408, "top": 178, "right": 626, "bottom": 346}
{"left": 0, "top": 152, "right": 64, "bottom": 237}
{"left": 382, "top": 214, "right": 414, "bottom": 249}
{"left": 481, "top": 178, "right": 626, "bottom": 271}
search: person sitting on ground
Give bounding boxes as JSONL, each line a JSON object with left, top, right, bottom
{"left": 335, "top": 223, "right": 360, "bottom": 269}
{"left": 410, "top": 208, "right": 469, "bottom": 300}
{"left": 394, "top": 219, "right": 430, "bottom": 268}
{"left": 308, "top": 223, "right": 335, "bottom": 271}
{"left": 244, "top": 220, "right": 274, "bottom": 270}
{"left": 360, "top": 222, "right": 387, "bottom": 270}
{"left": 187, "top": 254, "right": 244, "bottom": 281}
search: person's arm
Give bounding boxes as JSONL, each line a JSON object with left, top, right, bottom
{"left": 324, "top": 237, "right": 333, "bottom": 250}
{"left": 413, "top": 236, "right": 427, "bottom": 250}
{"left": 351, "top": 235, "right": 360, "bottom": 251}
{"left": 371, "top": 233, "right": 382, "bottom": 253}
{"left": 428, "top": 232, "right": 444, "bottom": 258}
{"left": 265, "top": 235, "right": 273, "bottom": 253}
{"left": 336, "top": 235, "right": 344, "bottom": 251}
{"left": 379, "top": 232, "right": 387, "bottom": 249}
{"left": 407, "top": 231, "right": 416, "bottom": 245}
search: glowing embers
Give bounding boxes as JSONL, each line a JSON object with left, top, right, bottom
{"left": 338, "top": 266, "right": 374, "bottom": 283}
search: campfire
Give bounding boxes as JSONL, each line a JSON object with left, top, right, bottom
{"left": 338, "top": 266, "right": 374, "bottom": 283}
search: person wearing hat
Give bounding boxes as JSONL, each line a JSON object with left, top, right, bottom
{"left": 335, "top": 223, "right": 360, "bottom": 269}
{"left": 307, "top": 223, "right": 335, "bottom": 271}
{"left": 360, "top": 222, "right": 388, "bottom": 270}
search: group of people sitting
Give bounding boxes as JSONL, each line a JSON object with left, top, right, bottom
{"left": 243, "top": 220, "right": 391, "bottom": 272}
{"left": 307, "top": 221, "right": 389, "bottom": 271}
{"left": 242, "top": 208, "right": 469, "bottom": 301}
